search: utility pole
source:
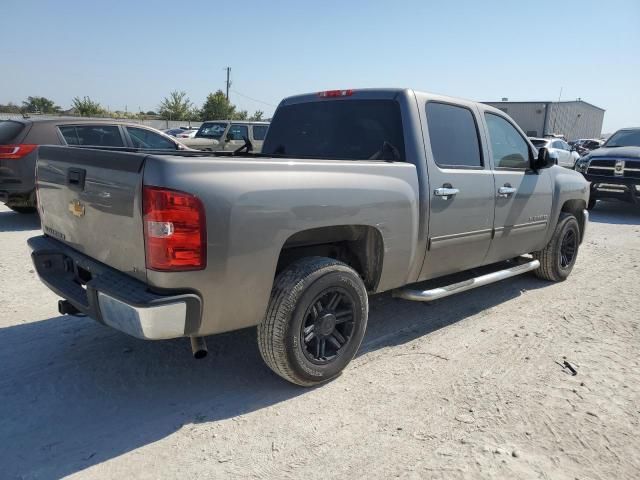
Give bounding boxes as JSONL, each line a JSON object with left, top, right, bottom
{"left": 225, "top": 67, "right": 231, "bottom": 100}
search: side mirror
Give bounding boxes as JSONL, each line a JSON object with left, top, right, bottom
{"left": 533, "top": 147, "right": 556, "bottom": 169}
{"left": 225, "top": 133, "right": 233, "bottom": 142}
{"left": 176, "top": 142, "right": 186, "bottom": 151}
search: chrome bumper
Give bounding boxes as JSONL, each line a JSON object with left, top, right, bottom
{"left": 28, "top": 235, "right": 202, "bottom": 340}
{"left": 97, "top": 293, "right": 188, "bottom": 340}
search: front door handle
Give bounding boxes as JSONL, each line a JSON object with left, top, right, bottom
{"left": 434, "top": 186, "right": 459, "bottom": 199}
{"left": 498, "top": 184, "right": 517, "bottom": 198}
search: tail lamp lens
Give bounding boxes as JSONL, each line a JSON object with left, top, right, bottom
{"left": 0, "top": 144, "right": 37, "bottom": 159}
{"left": 143, "top": 186, "right": 206, "bottom": 271}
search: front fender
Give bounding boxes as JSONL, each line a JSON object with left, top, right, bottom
{"left": 543, "top": 166, "right": 589, "bottom": 245}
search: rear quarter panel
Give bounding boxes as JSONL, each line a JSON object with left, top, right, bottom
{"left": 143, "top": 156, "right": 419, "bottom": 335}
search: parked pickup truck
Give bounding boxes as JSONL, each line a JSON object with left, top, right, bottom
{"left": 574, "top": 127, "right": 640, "bottom": 209}
{"left": 29, "top": 89, "right": 590, "bottom": 386}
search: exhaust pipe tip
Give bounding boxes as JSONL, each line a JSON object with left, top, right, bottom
{"left": 190, "top": 336, "right": 208, "bottom": 359}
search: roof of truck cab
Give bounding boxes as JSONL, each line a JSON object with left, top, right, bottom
{"left": 279, "top": 88, "right": 508, "bottom": 115}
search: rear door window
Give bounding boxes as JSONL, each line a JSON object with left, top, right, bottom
{"left": 262, "top": 99, "right": 405, "bottom": 161}
{"left": 126, "top": 127, "right": 176, "bottom": 150}
{"left": 0, "top": 121, "right": 26, "bottom": 144}
{"left": 252, "top": 125, "right": 268, "bottom": 141}
{"left": 484, "top": 114, "right": 530, "bottom": 169}
{"left": 425, "top": 102, "right": 482, "bottom": 168}
{"left": 59, "top": 125, "right": 124, "bottom": 147}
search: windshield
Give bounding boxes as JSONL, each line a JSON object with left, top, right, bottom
{"left": 196, "top": 122, "right": 228, "bottom": 139}
{"left": 262, "top": 99, "right": 405, "bottom": 161}
{"left": 603, "top": 129, "right": 640, "bottom": 148}
{"left": 530, "top": 139, "right": 548, "bottom": 148}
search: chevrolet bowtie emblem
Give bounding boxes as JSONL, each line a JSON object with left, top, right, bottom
{"left": 68, "top": 199, "right": 85, "bottom": 217}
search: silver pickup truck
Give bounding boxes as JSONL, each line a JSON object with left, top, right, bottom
{"left": 29, "top": 88, "right": 589, "bottom": 386}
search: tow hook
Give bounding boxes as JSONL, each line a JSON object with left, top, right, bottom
{"left": 190, "top": 336, "right": 208, "bottom": 359}
{"left": 58, "top": 300, "right": 81, "bottom": 316}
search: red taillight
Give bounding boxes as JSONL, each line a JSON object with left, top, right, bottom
{"left": 318, "top": 89, "right": 353, "bottom": 98}
{"left": 143, "top": 186, "right": 206, "bottom": 271}
{"left": 0, "top": 144, "right": 37, "bottom": 159}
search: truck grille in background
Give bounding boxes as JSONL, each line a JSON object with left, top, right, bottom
{"left": 587, "top": 158, "right": 640, "bottom": 179}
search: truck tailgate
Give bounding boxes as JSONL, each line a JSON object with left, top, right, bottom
{"left": 36, "top": 146, "right": 147, "bottom": 282}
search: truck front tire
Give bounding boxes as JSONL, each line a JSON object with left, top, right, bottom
{"left": 532, "top": 213, "right": 580, "bottom": 282}
{"left": 258, "top": 257, "right": 368, "bottom": 386}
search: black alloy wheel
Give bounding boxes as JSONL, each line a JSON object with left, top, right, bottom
{"left": 300, "top": 287, "right": 356, "bottom": 364}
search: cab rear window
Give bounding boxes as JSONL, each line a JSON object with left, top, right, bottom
{"left": 262, "top": 99, "right": 405, "bottom": 161}
{"left": 0, "top": 121, "right": 26, "bottom": 144}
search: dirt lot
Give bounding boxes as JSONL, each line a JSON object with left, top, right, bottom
{"left": 1, "top": 202, "right": 639, "bottom": 480}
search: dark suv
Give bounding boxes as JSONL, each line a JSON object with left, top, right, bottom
{"left": 0, "top": 119, "right": 188, "bottom": 213}
{"left": 575, "top": 128, "right": 640, "bottom": 209}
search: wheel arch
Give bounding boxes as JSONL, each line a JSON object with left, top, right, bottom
{"left": 276, "top": 225, "right": 385, "bottom": 292}
{"left": 560, "top": 199, "right": 587, "bottom": 242}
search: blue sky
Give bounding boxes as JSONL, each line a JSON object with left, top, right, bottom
{"left": 1, "top": 0, "right": 638, "bottom": 132}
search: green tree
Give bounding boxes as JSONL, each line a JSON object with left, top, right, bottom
{"left": 200, "top": 90, "right": 236, "bottom": 121}
{"left": 72, "top": 96, "right": 104, "bottom": 116}
{"left": 234, "top": 110, "right": 248, "bottom": 120}
{"left": 249, "top": 110, "right": 264, "bottom": 121}
{"left": 0, "top": 102, "right": 21, "bottom": 114}
{"left": 21, "top": 96, "right": 61, "bottom": 114}
{"left": 158, "top": 90, "right": 193, "bottom": 120}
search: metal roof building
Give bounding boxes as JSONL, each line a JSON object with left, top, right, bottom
{"left": 482, "top": 99, "right": 605, "bottom": 141}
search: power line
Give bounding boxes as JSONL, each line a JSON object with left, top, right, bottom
{"left": 230, "top": 89, "right": 277, "bottom": 108}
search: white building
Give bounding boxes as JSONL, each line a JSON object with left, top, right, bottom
{"left": 483, "top": 99, "right": 605, "bottom": 141}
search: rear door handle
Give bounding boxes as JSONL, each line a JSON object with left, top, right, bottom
{"left": 498, "top": 185, "right": 517, "bottom": 198}
{"left": 434, "top": 187, "right": 459, "bottom": 199}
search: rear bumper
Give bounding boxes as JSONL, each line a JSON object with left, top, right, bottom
{"left": 584, "top": 174, "right": 640, "bottom": 204}
{"left": 28, "top": 235, "right": 202, "bottom": 340}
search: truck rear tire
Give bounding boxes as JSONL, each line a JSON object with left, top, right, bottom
{"left": 532, "top": 213, "right": 580, "bottom": 282}
{"left": 258, "top": 257, "right": 368, "bottom": 386}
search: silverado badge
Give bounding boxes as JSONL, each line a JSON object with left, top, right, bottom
{"left": 68, "top": 199, "right": 85, "bottom": 217}
{"left": 614, "top": 160, "right": 625, "bottom": 176}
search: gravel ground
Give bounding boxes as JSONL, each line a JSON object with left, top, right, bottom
{"left": 1, "top": 201, "right": 639, "bottom": 480}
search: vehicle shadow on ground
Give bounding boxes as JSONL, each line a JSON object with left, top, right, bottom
{"left": 0, "top": 273, "right": 547, "bottom": 479}
{"left": 0, "top": 209, "right": 40, "bottom": 233}
{"left": 589, "top": 200, "right": 640, "bottom": 225}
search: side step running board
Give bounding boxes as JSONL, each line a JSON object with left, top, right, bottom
{"left": 392, "top": 259, "right": 540, "bottom": 302}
